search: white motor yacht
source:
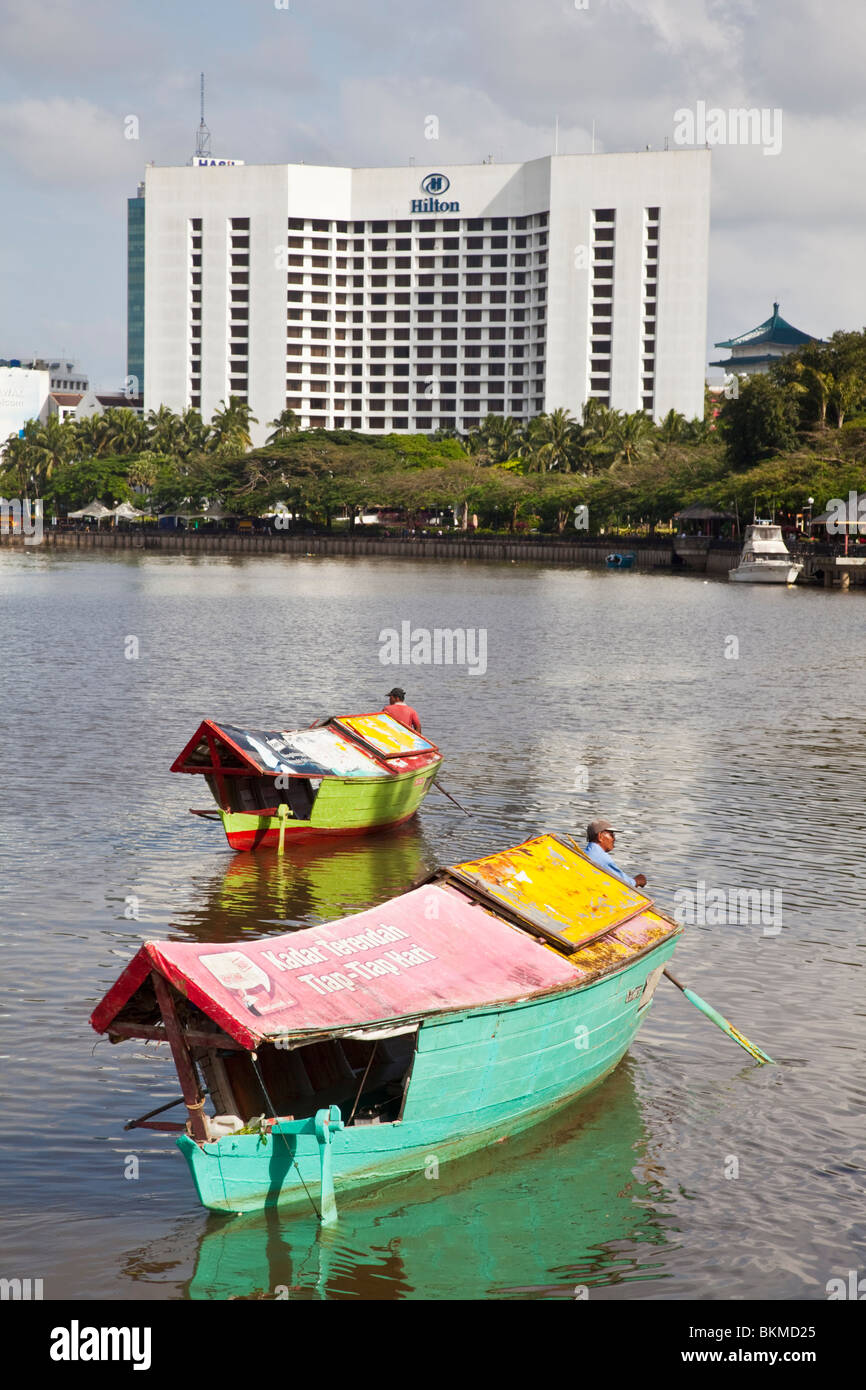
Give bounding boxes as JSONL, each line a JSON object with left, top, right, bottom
{"left": 728, "top": 522, "right": 803, "bottom": 584}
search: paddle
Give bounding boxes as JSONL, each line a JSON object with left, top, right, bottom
{"left": 431, "top": 779, "right": 472, "bottom": 815}
{"left": 663, "top": 969, "right": 775, "bottom": 1065}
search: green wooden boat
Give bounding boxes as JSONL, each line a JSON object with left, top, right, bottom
{"left": 171, "top": 712, "right": 443, "bottom": 850}
{"left": 91, "top": 833, "right": 682, "bottom": 1219}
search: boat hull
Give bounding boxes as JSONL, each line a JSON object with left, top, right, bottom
{"left": 728, "top": 563, "right": 802, "bottom": 584}
{"left": 220, "top": 762, "right": 442, "bottom": 851}
{"left": 177, "top": 933, "right": 679, "bottom": 1214}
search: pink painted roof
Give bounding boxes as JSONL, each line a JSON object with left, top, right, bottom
{"left": 90, "top": 884, "right": 581, "bottom": 1049}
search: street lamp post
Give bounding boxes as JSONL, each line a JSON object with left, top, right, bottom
{"left": 806, "top": 496, "right": 814, "bottom": 538}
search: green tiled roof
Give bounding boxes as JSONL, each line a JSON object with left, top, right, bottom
{"left": 709, "top": 353, "right": 781, "bottom": 368}
{"left": 715, "top": 303, "right": 818, "bottom": 350}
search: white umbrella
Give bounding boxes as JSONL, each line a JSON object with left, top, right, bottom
{"left": 67, "top": 500, "right": 113, "bottom": 519}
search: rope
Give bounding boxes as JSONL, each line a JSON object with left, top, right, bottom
{"left": 347, "top": 1042, "right": 378, "bottom": 1127}
{"left": 250, "top": 1052, "right": 321, "bottom": 1220}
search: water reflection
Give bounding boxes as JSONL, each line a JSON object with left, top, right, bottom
{"left": 172, "top": 821, "right": 439, "bottom": 943}
{"left": 165, "top": 1062, "right": 670, "bottom": 1300}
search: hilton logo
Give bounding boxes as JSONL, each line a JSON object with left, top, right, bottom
{"left": 412, "top": 172, "right": 460, "bottom": 214}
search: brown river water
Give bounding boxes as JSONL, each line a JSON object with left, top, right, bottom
{"left": 0, "top": 550, "right": 863, "bottom": 1300}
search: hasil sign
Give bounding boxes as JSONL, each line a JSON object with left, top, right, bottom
{"left": 193, "top": 157, "right": 244, "bottom": 167}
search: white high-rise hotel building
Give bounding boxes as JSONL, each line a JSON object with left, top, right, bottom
{"left": 135, "top": 151, "right": 710, "bottom": 445}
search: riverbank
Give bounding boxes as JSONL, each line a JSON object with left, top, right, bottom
{"left": 2, "top": 526, "right": 861, "bottom": 584}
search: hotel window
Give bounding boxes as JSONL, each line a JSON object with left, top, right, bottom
{"left": 587, "top": 209, "right": 616, "bottom": 406}
{"left": 640, "top": 207, "right": 660, "bottom": 415}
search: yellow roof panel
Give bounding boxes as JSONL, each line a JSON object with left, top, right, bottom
{"left": 449, "top": 833, "right": 652, "bottom": 948}
{"left": 334, "top": 713, "right": 437, "bottom": 758}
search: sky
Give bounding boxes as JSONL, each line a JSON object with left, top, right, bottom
{"left": 1, "top": 0, "right": 863, "bottom": 393}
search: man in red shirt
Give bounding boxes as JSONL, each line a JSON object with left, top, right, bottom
{"left": 384, "top": 687, "right": 422, "bottom": 733}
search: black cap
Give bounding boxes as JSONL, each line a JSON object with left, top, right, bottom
{"left": 388, "top": 687, "right": 406, "bottom": 700}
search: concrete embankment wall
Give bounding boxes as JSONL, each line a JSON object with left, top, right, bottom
{"left": 2, "top": 530, "right": 858, "bottom": 583}
{"left": 0, "top": 529, "right": 675, "bottom": 568}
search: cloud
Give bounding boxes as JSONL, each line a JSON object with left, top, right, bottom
{"left": 0, "top": 0, "right": 863, "bottom": 388}
{"left": 0, "top": 98, "right": 145, "bottom": 189}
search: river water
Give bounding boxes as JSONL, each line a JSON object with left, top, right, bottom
{"left": 1, "top": 550, "right": 863, "bottom": 1301}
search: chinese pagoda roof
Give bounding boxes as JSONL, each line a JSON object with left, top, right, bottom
{"left": 714, "top": 303, "right": 818, "bottom": 350}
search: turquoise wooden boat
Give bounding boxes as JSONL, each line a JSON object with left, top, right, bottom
{"left": 91, "top": 833, "right": 682, "bottom": 1219}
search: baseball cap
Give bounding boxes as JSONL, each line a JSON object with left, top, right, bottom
{"left": 586, "top": 818, "right": 617, "bottom": 840}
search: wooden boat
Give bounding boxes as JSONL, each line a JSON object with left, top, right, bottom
{"left": 171, "top": 712, "right": 443, "bottom": 850}
{"left": 91, "top": 833, "right": 682, "bottom": 1219}
{"left": 606, "top": 551, "right": 636, "bottom": 570}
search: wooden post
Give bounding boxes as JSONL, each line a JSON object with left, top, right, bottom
{"left": 151, "top": 971, "right": 209, "bottom": 1142}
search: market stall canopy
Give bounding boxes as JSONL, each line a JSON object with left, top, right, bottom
{"left": 67, "top": 500, "right": 113, "bottom": 519}
{"left": 90, "top": 884, "right": 581, "bottom": 1049}
{"left": 113, "top": 501, "right": 147, "bottom": 519}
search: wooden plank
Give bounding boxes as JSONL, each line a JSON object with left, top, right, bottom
{"left": 151, "top": 971, "right": 210, "bottom": 1142}
{"left": 107, "top": 1021, "right": 246, "bottom": 1050}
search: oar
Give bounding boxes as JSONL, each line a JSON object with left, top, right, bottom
{"left": 663, "top": 969, "right": 775, "bottom": 1065}
{"left": 124, "top": 1093, "right": 198, "bottom": 1130}
{"left": 431, "top": 779, "right": 472, "bottom": 815}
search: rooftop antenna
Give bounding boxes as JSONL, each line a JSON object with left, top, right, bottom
{"left": 194, "top": 72, "right": 211, "bottom": 159}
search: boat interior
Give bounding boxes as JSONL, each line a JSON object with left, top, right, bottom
{"left": 205, "top": 772, "right": 319, "bottom": 819}
{"left": 199, "top": 1032, "right": 418, "bottom": 1131}
{"left": 111, "top": 971, "right": 417, "bottom": 1133}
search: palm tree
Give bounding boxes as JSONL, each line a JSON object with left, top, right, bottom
{"left": 179, "top": 407, "right": 212, "bottom": 456}
{"left": 830, "top": 372, "right": 864, "bottom": 428}
{"left": 145, "top": 405, "right": 185, "bottom": 455}
{"left": 266, "top": 408, "right": 300, "bottom": 444}
{"left": 521, "top": 408, "right": 582, "bottom": 472}
{"left": 100, "top": 407, "right": 146, "bottom": 456}
{"left": 467, "top": 413, "right": 522, "bottom": 465}
{"left": 0, "top": 433, "right": 36, "bottom": 494}
{"left": 786, "top": 363, "right": 833, "bottom": 430}
{"left": 212, "top": 397, "right": 258, "bottom": 454}
{"left": 610, "top": 411, "right": 654, "bottom": 467}
{"left": 23, "top": 416, "right": 75, "bottom": 486}
{"left": 657, "top": 408, "right": 687, "bottom": 444}
{"left": 582, "top": 397, "right": 616, "bottom": 441}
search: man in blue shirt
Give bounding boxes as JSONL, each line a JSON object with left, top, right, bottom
{"left": 583, "top": 819, "right": 647, "bottom": 889}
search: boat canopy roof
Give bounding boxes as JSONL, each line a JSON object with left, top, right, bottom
{"left": 90, "top": 884, "right": 581, "bottom": 1049}
{"left": 91, "top": 834, "right": 677, "bottom": 1049}
{"left": 171, "top": 714, "right": 439, "bottom": 780}
{"left": 447, "top": 833, "right": 653, "bottom": 949}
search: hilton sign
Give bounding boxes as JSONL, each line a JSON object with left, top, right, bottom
{"left": 411, "top": 173, "right": 459, "bottom": 213}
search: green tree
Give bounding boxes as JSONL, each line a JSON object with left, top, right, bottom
{"left": 720, "top": 375, "right": 800, "bottom": 470}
